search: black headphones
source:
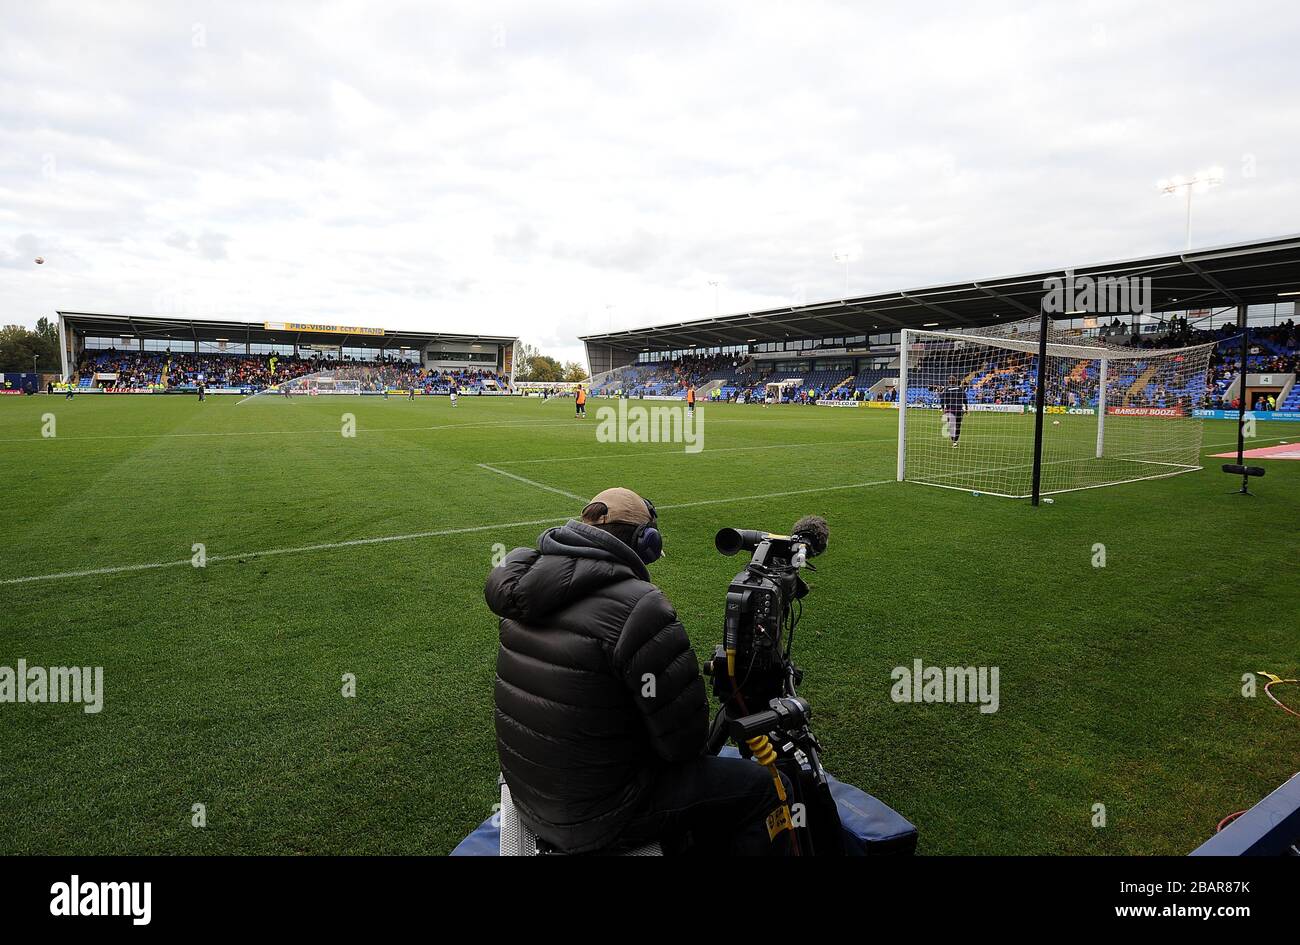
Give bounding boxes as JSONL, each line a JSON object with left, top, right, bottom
{"left": 631, "top": 497, "right": 663, "bottom": 564}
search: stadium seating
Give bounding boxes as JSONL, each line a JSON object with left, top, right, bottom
{"left": 72, "top": 350, "right": 511, "bottom": 393}
{"left": 599, "top": 321, "right": 1299, "bottom": 411}
{"left": 596, "top": 353, "right": 746, "bottom": 398}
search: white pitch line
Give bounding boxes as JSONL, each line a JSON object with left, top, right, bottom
{"left": 234, "top": 390, "right": 297, "bottom": 407}
{"left": 914, "top": 434, "right": 1297, "bottom": 488}
{"left": 0, "top": 417, "right": 582, "bottom": 444}
{"left": 0, "top": 557, "right": 196, "bottom": 586}
{"left": 490, "top": 437, "right": 896, "bottom": 466}
{"left": 659, "top": 479, "right": 895, "bottom": 510}
{"left": 476, "top": 463, "right": 587, "bottom": 500}
{"left": 0, "top": 479, "right": 900, "bottom": 588}
{"left": 1202, "top": 434, "right": 1292, "bottom": 451}
{"left": 0, "top": 413, "right": 777, "bottom": 445}
{"left": 0, "top": 515, "right": 569, "bottom": 587}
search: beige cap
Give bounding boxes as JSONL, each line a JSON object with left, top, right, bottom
{"left": 582, "top": 487, "right": 653, "bottom": 526}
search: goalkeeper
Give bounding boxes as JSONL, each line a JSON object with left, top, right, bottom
{"left": 938, "top": 374, "right": 967, "bottom": 446}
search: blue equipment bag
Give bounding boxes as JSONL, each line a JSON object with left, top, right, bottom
{"left": 452, "top": 746, "right": 917, "bottom": 856}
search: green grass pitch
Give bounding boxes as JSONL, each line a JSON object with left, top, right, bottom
{"left": 1, "top": 393, "right": 1296, "bottom": 855}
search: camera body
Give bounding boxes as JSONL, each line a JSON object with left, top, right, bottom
{"left": 703, "top": 516, "right": 843, "bottom": 855}
{"left": 706, "top": 530, "right": 810, "bottom": 710}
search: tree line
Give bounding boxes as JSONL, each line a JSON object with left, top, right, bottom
{"left": 513, "top": 342, "right": 587, "bottom": 383}
{"left": 0, "top": 319, "right": 59, "bottom": 373}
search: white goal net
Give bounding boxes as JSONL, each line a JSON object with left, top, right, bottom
{"left": 243, "top": 369, "right": 368, "bottom": 401}
{"left": 897, "top": 318, "right": 1216, "bottom": 498}
{"left": 295, "top": 373, "right": 361, "bottom": 395}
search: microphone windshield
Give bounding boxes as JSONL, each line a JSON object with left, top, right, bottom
{"left": 790, "top": 515, "right": 829, "bottom": 556}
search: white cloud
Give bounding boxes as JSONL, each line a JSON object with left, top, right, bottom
{"left": 1, "top": 0, "right": 1297, "bottom": 366}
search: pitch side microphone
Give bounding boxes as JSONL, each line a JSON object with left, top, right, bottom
{"left": 790, "top": 515, "right": 829, "bottom": 557}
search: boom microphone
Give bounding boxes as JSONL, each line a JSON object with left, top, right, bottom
{"left": 790, "top": 515, "right": 829, "bottom": 557}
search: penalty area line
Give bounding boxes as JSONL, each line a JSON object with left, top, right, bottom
{"left": 476, "top": 464, "right": 587, "bottom": 500}
{"left": 0, "top": 417, "right": 583, "bottom": 445}
{"left": 659, "top": 478, "right": 895, "bottom": 510}
{"left": 0, "top": 480, "right": 899, "bottom": 587}
{"left": 489, "top": 437, "right": 896, "bottom": 466}
{"left": 0, "top": 516, "right": 570, "bottom": 588}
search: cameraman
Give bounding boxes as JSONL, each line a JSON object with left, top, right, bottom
{"left": 486, "top": 487, "right": 790, "bottom": 856}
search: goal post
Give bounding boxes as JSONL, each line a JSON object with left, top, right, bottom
{"left": 1096, "top": 358, "right": 1107, "bottom": 459}
{"left": 895, "top": 317, "right": 1216, "bottom": 499}
{"left": 896, "top": 329, "right": 908, "bottom": 481}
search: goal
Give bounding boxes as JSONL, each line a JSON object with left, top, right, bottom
{"left": 330, "top": 378, "right": 362, "bottom": 395}
{"left": 241, "top": 370, "right": 366, "bottom": 402}
{"left": 297, "top": 374, "right": 362, "bottom": 395}
{"left": 896, "top": 318, "right": 1216, "bottom": 498}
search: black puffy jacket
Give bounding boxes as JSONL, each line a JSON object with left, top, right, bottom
{"left": 485, "top": 520, "right": 708, "bottom": 853}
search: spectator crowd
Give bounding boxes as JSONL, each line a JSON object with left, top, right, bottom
{"left": 74, "top": 349, "right": 510, "bottom": 394}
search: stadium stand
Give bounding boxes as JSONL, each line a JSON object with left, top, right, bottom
{"left": 73, "top": 350, "right": 511, "bottom": 394}
{"left": 593, "top": 352, "right": 746, "bottom": 398}
{"left": 590, "top": 319, "right": 1298, "bottom": 410}
{"left": 54, "top": 312, "right": 519, "bottom": 396}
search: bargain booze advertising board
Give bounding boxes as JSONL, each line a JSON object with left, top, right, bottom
{"left": 1106, "top": 406, "right": 1186, "bottom": 418}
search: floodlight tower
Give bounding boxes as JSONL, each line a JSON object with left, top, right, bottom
{"left": 832, "top": 248, "right": 858, "bottom": 296}
{"left": 1158, "top": 168, "right": 1223, "bottom": 249}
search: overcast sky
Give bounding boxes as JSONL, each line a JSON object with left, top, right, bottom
{"left": 2, "top": 1, "right": 1298, "bottom": 366}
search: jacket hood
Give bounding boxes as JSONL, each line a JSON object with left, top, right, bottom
{"left": 485, "top": 519, "right": 650, "bottom": 623}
